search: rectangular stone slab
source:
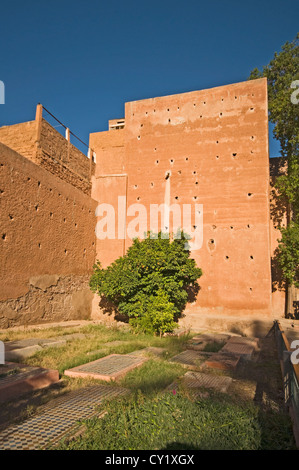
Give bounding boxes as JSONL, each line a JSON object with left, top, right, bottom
{"left": 204, "top": 352, "right": 240, "bottom": 371}
{"left": 64, "top": 354, "right": 147, "bottom": 381}
{"left": 183, "top": 371, "right": 233, "bottom": 393}
{"left": 169, "top": 350, "right": 205, "bottom": 369}
{"left": 221, "top": 341, "right": 255, "bottom": 359}
{"left": 0, "top": 362, "right": 59, "bottom": 403}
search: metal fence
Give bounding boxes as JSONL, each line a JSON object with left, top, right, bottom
{"left": 274, "top": 320, "right": 299, "bottom": 446}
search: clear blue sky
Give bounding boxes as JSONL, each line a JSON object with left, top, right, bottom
{"left": 0, "top": 0, "right": 298, "bottom": 157}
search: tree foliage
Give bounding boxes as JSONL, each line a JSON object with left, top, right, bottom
{"left": 90, "top": 232, "right": 202, "bottom": 335}
{"left": 250, "top": 33, "right": 299, "bottom": 286}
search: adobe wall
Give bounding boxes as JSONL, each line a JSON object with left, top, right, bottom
{"left": 90, "top": 78, "right": 274, "bottom": 325}
{"left": 0, "top": 109, "right": 95, "bottom": 196}
{"left": 0, "top": 142, "right": 97, "bottom": 328}
{"left": 0, "top": 121, "right": 38, "bottom": 164}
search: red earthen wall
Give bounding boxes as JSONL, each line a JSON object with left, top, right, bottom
{"left": 0, "top": 142, "right": 97, "bottom": 327}
{"left": 90, "top": 78, "right": 274, "bottom": 323}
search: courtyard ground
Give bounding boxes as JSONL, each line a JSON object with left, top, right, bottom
{"left": 0, "top": 321, "right": 297, "bottom": 450}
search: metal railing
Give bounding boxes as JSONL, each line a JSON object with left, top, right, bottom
{"left": 274, "top": 320, "right": 299, "bottom": 446}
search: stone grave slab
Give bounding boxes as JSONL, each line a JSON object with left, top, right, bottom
{"left": 0, "top": 362, "right": 59, "bottom": 403}
{"left": 183, "top": 371, "right": 233, "bottom": 393}
{"left": 221, "top": 341, "right": 255, "bottom": 360}
{"left": 204, "top": 352, "right": 240, "bottom": 371}
{"left": 0, "top": 385, "right": 128, "bottom": 450}
{"left": 5, "top": 333, "right": 87, "bottom": 361}
{"left": 64, "top": 354, "right": 147, "bottom": 382}
{"left": 225, "top": 336, "right": 259, "bottom": 350}
{"left": 169, "top": 350, "right": 205, "bottom": 370}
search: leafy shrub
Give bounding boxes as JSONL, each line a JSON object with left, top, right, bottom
{"left": 90, "top": 231, "right": 202, "bottom": 335}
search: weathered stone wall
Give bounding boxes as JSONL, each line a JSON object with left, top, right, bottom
{"left": 0, "top": 142, "right": 97, "bottom": 327}
{"left": 90, "top": 78, "right": 274, "bottom": 323}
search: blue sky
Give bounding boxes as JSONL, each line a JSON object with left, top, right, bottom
{"left": 0, "top": 0, "right": 298, "bottom": 157}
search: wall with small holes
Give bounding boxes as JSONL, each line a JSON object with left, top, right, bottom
{"left": 0, "top": 142, "right": 97, "bottom": 327}
{"left": 91, "top": 78, "right": 273, "bottom": 320}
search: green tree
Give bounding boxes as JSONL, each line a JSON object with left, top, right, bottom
{"left": 90, "top": 231, "right": 202, "bottom": 335}
{"left": 250, "top": 33, "right": 299, "bottom": 290}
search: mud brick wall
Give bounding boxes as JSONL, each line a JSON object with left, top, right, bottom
{"left": 90, "top": 78, "right": 273, "bottom": 323}
{"left": 0, "top": 121, "right": 38, "bottom": 164}
{"left": 0, "top": 142, "right": 97, "bottom": 328}
{"left": 38, "top": 119, "right": 94, "bottom": 195}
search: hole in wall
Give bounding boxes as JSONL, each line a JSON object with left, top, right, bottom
{"left": 170, "top": 159, "right": 174, "bottom": 164}
{"left": 250, "top": 255, "right": 254, "bottom": 259}
{"left": 193, "top": 171, "right": 196, "bottom": 175}
{"left": 247, "top": 224, "right": 251, "bottom": 228}
{"left": 178, "top": 170, "right": 182, "bottom": 174}
{"left": 0, "top": 189, "right": 4, "bottom": 194}
{"left": 226, "top": 256, "right": 229, "bottom": 259}
{"left": 175, "top": 196, "right": 179, "bottom": 200}
{"left": 38, "top": 181, "right": 41, "bottom": 187}
{"left": 150, "top": 182, "right": 154, "bottom": 187}
{"left": 165, "top": 172, "right": 171, "bottom": 180}
{"left": 50, "top": 212, "right": 53, "bottom": 218}
{"left": 195, "top": 181, "right": 199, "bottom": 185}
{"left": 212, "top": 225, "right": 217, "bottom": 230}
{"left": 219, "top": 112, "right": 222, "bottom": 116}
{"left": 9, "top": 214, "right": 13, "bottom": 220}
{"left": 248, "top": 193, "right": 253, "bottom": 197}
{"left": 2, "top": 234, "right": 6, "bottom": 240}
{"left": 232, "top": 153, "right": 237, "bottom": 158}
{"left": 35, "top": 205, "right": 39, "bottom": 211}
{"left": 137, "top": 136, "right": 140, "bottom": 140}
{"left": 155, "top": 160, "right": 159, "bottom": 164}
{"left": 137, "top": 196, "right": 141, "bottom": 201}
{"left": 64, "top": 249, "right": 68, "bottom": 255}
{"left": 185, "top": 157, "right": 189, "bottom": 161}
{"left": 134, "top": 184, "right": 138, "bottom": 189}
{"left": 168, "top": 119, "right": 171, "bottom": 123}
{"left": 64, "top": 218, "right": 66, "bottom": 223}
{"left": 27, "top": 177, "right": 31, "bottom": 181}
{"left": 249, "top": 287, "right": 253, "bottom": 291}
{"left": 193, "top": 196, "right": 198, "bottom": 201}
{"left": 38, "top": 243, "right": 41, "bottom": 249}
{"left": 230, "top": 226, "right": 234, "bottom": 230}
{"left": 216, "top": 156, "right": 219, "bottom": 160}
{"left": 75, "top": 223, "right": 78, "bottom": 228}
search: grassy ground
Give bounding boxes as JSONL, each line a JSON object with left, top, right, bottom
{"left": 0, "top": 323, "right": 297, "bottom": 450}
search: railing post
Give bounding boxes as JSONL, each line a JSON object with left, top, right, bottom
{"left": 66, "top": 127, "right": 70, "bottom": 163}
{"left": 35, "top": 103, "right": 43, "bottom": 163}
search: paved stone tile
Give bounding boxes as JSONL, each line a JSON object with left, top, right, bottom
{"left": 0, "top": 385, "right": 128, "bottom": 450}
{"left": 169, "top": 350, "right": 206, "bottom": 369}
{"left": 64, "top": 354, "right": 147, "bottom": 381}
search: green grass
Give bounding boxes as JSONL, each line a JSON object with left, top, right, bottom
{"left": 203, "top": 341, "right": 226, "bottom": 353}
{"left": 1, "top": 322, "right": 296, "bottom": 450}
{"left": 58, "top": 391, "right": 264, "bottom": 450}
